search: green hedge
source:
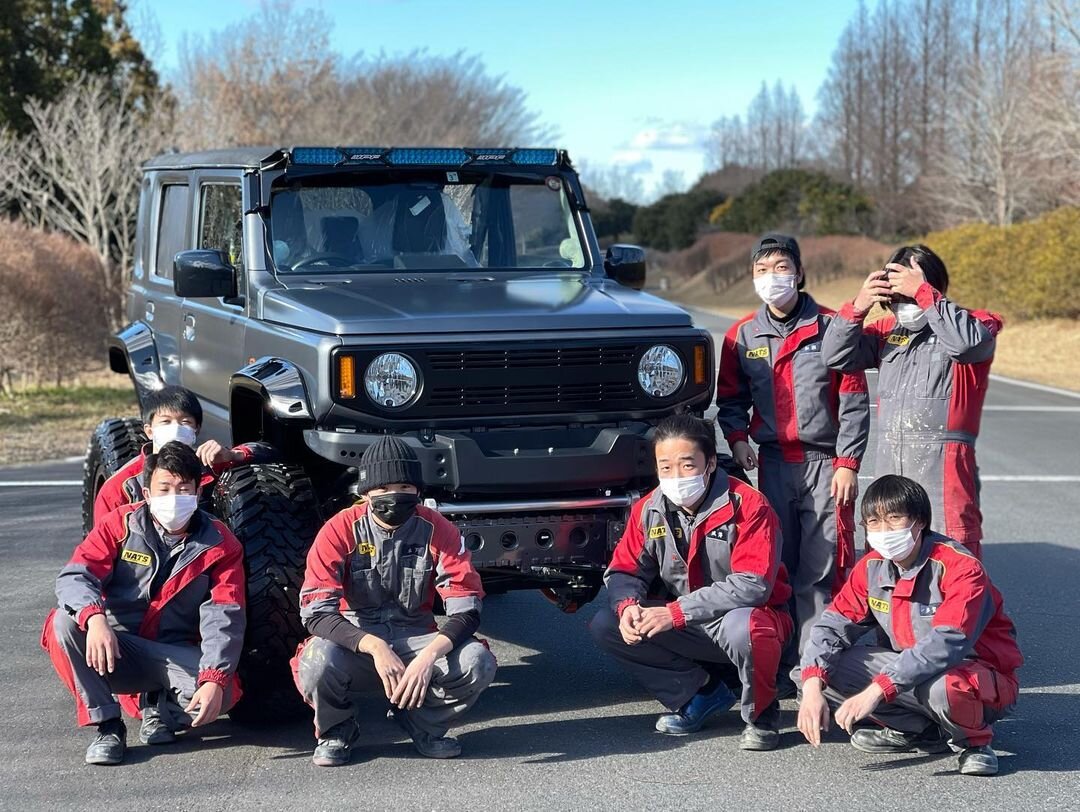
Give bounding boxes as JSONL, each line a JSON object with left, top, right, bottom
{"left": 926, "top": 206, "right": 1080, "bottom": 320}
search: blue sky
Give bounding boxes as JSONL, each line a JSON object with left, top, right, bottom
{"left": 132, "top": 0, "right": 860, "bottom": 199}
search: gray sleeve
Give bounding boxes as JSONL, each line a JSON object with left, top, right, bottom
{"left": 800, "top": 608, "right": 875, "bottom": 679}
{"left": 675, "top": 572, "right": 770, "bottom": 625}
{"left": 834, "top": 369, "right": 870, "bottom": 467}
{"left": 821, "top": 306, "right": 880, "bottom": 372}
{"left": 918, "top": 286, "right": 998, "bottom": 363}
{"left": 603, "top": 521, "right": 658, "bottom": 614}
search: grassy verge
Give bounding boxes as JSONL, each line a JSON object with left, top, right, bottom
{"left": 0, "top": 381, "right": 137, "bottom": 466}
{"left": 666, "top": 274, "right": 1080, "bottom": 392}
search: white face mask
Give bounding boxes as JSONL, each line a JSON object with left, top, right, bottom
{"left": 753, "top": 273, "right": 799, "bottom": 308}
{"left": 150, "top": 422, "right": 197, "bottom": 452}
{"left": 893, "top": 302, "right": 928, "bottom": 331}
{"left": 148, "top": 494, "right": 199, "bottom": 533}
{"left": 659, "top": 473, "right": 710, "bottom": 508}
{"left": 866, "top": 523, "right": 919, "bottom": 561}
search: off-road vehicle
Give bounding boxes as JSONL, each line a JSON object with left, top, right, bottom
{"left": 84, "top": 145, "right": 716, "bottom": 718}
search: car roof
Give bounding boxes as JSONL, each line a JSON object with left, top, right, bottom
{"left": 143, "top": 148, "right": 275, "bottom": 171}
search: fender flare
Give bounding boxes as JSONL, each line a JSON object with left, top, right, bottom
{"left": 229, "top": 357, "right": 315, "bottom": 444}
{"left": 108, "top": 322, "right": 164, "bottom": 404}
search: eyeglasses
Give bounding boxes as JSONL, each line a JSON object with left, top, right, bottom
{"left": 861, "top": 514, "right": 913, "bottom": 531}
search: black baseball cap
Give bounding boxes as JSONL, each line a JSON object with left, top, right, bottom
{"left": 751, "top": 233, "right": 801, "bottom": 266}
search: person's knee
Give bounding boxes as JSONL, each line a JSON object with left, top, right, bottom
{"left": 296, "top": 638, "right": 348, "bottom": 695}
{"left": 51, "top": 610, "right": 82, "bottom": 648}
{"left": 460, "top": 642, "right": 498, "bottom": 691}
{"left": 716, "top": 607, "right": 753, "bottom": 657}
{"left": 588, "top": 608, "right": 621, "bottom": 648}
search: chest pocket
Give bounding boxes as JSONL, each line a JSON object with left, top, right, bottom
{"left": 877, "top": 340, "right": 911, "bottom": 399}
{"left": 701, "top": 526, "right": 735, "bottom": 582}
{"left": 915, "top": 342, "right": 951, "bottom": 399}
{"left": 349, "top": 555, "right": 388, "bottom": 607}
{"left": 397, "top": 552, "right": 433, "bottom": 613}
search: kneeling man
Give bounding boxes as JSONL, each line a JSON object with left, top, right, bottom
{"left": 798, "top": 475, "right": 1022, "bottom": 776}
{"left": 43, "top": 441, "right": 246, "bottom": 765}
{"left": 294, "top": 436, "right": 496, "bottom": 766}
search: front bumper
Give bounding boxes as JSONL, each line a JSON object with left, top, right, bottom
{"left": 303, "top": 423, "right": 656, "bottom": 494}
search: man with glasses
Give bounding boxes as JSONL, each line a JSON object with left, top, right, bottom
{"left": 796, "top": 475, "right": 1022, "bottom": 776}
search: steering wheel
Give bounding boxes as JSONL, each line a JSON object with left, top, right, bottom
{"left": 289, "top": 252, "right": 355, "bottom": 270}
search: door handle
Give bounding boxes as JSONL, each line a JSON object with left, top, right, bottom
{"left": 145, "top": 301, "right": 155, "bottom": 322}
{"left": 183, "top": 314, "right": 196, "bottom": 342}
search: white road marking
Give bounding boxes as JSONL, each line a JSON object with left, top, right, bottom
{"left": 62, "top": 455, "right": 84, "bottom": 463}
{"left": 868, "top": 404, "right": 1080, "bottom": 412}
{"left": 854, "top": 475, "right": 1080, "bottom": 483}
{"left": 0, "top": 481, "right": 82, "bottom": 487}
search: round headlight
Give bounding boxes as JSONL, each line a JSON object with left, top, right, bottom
{"left": 638, "top": 345, "right": 684, "bottom": 398}
{"left": 364, "top": 353, "right": 419, "bottom": 408}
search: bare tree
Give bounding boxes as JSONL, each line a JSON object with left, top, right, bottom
{"left": 0, "top": 74, "right": 171, "bottom": 328}
{"left": 579, "top": 162, "right": 647, "bottom": 204}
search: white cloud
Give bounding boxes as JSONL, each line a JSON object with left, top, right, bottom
{"left": 628, "top": 122, "right": 708, "bottom": 151}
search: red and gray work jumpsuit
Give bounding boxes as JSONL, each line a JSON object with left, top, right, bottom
{"left": 42, "top": 503, "right": 247, "bottom": 726}
{"left": 590, "top": 474, "right": 794, "bottom": 728}
{"left": 716, "top": 293, "right": 869, "bottom": 671}
{"left": 821, "top": 283, "right": 1001, "bottom": 558}
{"left": 293, "top": 503, "right": 497, "bottom": 738}
{"left": 92, "top": 441, "right": 275, "bottom": 525}
{"left": 801, "top": 533, "right": 1022, "bottom": 748}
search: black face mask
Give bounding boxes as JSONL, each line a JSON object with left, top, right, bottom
{"left": 368, "top": 492, "right": 419, "bottom": 527}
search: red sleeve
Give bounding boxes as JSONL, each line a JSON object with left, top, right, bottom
{"left": 92, "top": 458, "right": 141, "bottom": 525}
{"left": 714, "top": 318, "right": 753, "bottom": 445}
{"left": 971, "top": 308, "right": 1004, "bottom": 337}
{"left": 728, "top": 494, "right": 780, "bottom": 581}
{"left": 299, "top": 511, "right": 355, "bottom": 609}
{"left": 607, "top": 497, "right": 650, "bottom": 576}
{"left": 206, "top": 529, "right": 247, "bottom": 609}
{"left": 829, "top": 555, "right": 874, "bottom": 624}
{"left": 431, "top": 516, "right": 484, "bottom": 601}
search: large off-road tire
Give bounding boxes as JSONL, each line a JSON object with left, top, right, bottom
{"left": 213, "top": 463, "right": 321, "bottom": 724}
{"left": 82, "top": 417, "right": 147, "bottom": 534}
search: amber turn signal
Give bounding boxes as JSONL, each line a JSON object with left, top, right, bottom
{"left": 338, "top": 355, "right": 356, "bottom": 398}
{"left": 693, "top": 345, "right": 707, "bottom": 385}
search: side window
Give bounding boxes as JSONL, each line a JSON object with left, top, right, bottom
{"left": 154, "top": 183, "right": 189, "bottom": 279}
{"left": 199, "top": 184, "right": 244, "bottom": 267}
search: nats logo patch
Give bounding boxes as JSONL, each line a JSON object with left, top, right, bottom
{"left": 745, "top": 346, "right": 769, "bottom": 360}
{"left": 356, "top": 541, "right": 376, "bottom": 556}
{"left": 121, "top": 549, "right": 152, "bottom": 567}
{"left": 868, "top": 596, "right": 890, "bottom": 613}
{"left": 886, "top": 334, "right": 910, "bottom": 346}
{"left": 649, "top": 526, "right": 667, "bottom": 539}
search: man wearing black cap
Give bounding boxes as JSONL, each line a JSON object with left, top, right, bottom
{"left": 715, "top": 233, "right": 870, "bottom": 690}
{"left": 292, "top": 435, "right": 496, "bottom": 766}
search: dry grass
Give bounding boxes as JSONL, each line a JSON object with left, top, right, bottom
{"left": 0, "top": 372, "right": 137, "bottom": 466}
{"left": 668, "top": 274, "right": 1080, "bottom": 392}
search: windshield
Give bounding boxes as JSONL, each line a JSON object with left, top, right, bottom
{"left": 268, "top": 171, "right": 586, "bottom": 273}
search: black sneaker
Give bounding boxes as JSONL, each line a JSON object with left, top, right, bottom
{"left": 739, "top": 721, "right": 780, "bottom": 751}
{"left": 958, "top": 745, "right": 999, "bottom": 776}
{"left": 389, "top": 708, "right": 462, "bottom": 759}
{"left": 139, "top": 705, "right": 177, "bottom": 745}
{"left": 85, "top": 719, "right": 127, "bottom": 765}
{"left": 312, "top": 719, "right": 360, "bottom": 767}
{"left": 850, "top": 726, "right": 950, "bottom": 754}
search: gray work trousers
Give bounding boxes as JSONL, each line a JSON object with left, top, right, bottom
{"left": 589, "top": 605, "right": 789, "bottom": 727}
{"left": 295, "top": 633, "right": 497, "bottom": 738}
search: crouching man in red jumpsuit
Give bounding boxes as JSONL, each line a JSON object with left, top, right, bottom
{"left": 821, "top": 245, "right": 1001, "bottom": 558}
{"left": 798, "top": 475, "right": 1022, "bottom": 776}
{"left": 42, "top": 441, "right": 246, "bottom": 765}
{"left": 293, "top": 436, "right": 497, "bottom": 766}
{"left": 589, "top": 414, "right": 794, "bottom": 751}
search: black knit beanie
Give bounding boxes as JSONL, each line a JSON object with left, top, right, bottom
{"left": 356, "top": 435, "right": 423, "bottom": 493}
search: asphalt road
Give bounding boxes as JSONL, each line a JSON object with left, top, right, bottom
{"left": 2, "top": 309, "right": 1079, "bottom": 811}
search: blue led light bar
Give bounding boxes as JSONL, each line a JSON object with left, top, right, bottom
{"left": 511, "top": 149, "right": 559, "bottom": 165}
{"left": 288, "top": 146, "right": 562, "bottom": 168}
{"left": 387, "top": 148, "right": 470, "bottom": 166}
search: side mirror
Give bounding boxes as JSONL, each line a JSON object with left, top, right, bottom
{"left": 174, "top": 250, "right": 238, "bottom": 299}
{"left": 604, "top": 244, "right": 646, "bottom": 290}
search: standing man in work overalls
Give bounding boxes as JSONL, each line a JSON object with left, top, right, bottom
{"left": 716, "top": 234, "right": 870, "bottom": 686}
{"left": 821, "top": 245, "right": 1000, "bottom": 558}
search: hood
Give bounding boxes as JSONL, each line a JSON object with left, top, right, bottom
{"left": 259, "top": 273, "right": 693, "bottom": 335}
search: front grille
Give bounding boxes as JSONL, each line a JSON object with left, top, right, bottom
{"left": 427, "top": 346, "right": 636, "bottom": 371}
{"left": 429, "top": 381, "right": 636, "bottom": 408}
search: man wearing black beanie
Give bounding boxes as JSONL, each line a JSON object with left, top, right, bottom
{"left": 292, "top": 435, "right": 496, "bottom": 767}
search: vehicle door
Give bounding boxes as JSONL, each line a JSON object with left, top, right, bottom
{"left": 179, "top": 172, "right": 248, "bottom": 444}
{"left": 144, "top": 175, "right": 190, "bottom": 386}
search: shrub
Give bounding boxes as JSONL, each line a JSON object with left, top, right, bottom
{"left": 633, "top": 188, "right": 725, "bottom": 251}
{"left": 718, "top": 168, "right": 873, "bottom": 236}
{"left": 925, "top": 206, "right": 1079, "bottom": 320}
{"left": 0, "top": 220, "right": 110, "bottom": 391}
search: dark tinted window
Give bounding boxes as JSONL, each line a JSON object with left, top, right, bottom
{"left": 199, "top": 184, "right": 243, "bottom": 266}
{"left": 155, "top": 184, "right": 189, "bottom": 279}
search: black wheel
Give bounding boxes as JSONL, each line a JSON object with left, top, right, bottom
{"left": 82, "top": 417, "right": 147, "bottom": 534}
{"left": 213, "top": 463, "right": 321, "bottom": 724}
